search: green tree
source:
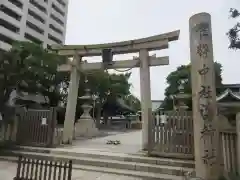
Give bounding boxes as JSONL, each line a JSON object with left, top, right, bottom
{"left": 73, "top": 70, "right": 132, "bottom": 124}
{"left": 0, "top": 41, "right": 137, "bottom": 126}
{"left": 78, "top": 71, "right": 131, "bottom": 104}
{"left": 0, "top": 46, "right": 25, "bottom": 114}
{"left": 227, "top": 8, "right": 240, "bottom": 49}
{"left": 0, "top": 41, "right": 68, "bottom": 111}
{"left": 161, "top": 62, "right": 223, "bottom": 110}
{"left": 56, "top": 70, "right": 135, "bottom": 125}
{"left": 123, "top": 94, "right": 141, "bottom": 111}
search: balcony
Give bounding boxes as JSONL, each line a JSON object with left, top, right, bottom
{"left": 8, "top": 0, "right": 23, "bottom": 9}
{"left": 28, "top": 9, "right": 46, "bottom": 24}
{"left": 25, "top": 26, "right": 45, "bottom": 41}
{"left": 3, "top": 0, "right": 23, "bottom": 16}
{"left": 37, "top": 0, "right": 48, "bottom": 10}
{"left": 54, "top": 0, "right": 67, "bottom": 11}
{"left": 27, "top": 15, "right": 45, "bottom": 30}
{"left": 48, "top": 33, "right": 62, "bottom": 45}
{"left": 49, "top": 18, "right": 64, "bottom": 32}
{"left": 0, "top": 11, "right": 21, "bottom": 29}
{"left": 53, "top": 0, "right": 67, "bottom": 13}
{"left": 0, "top": 26, "right": 21, "bottom": 41}
{"left": 48, "top": 28, "right": 63, "bottom": 42}
{"left": 51, "top": 7, "right": 65, "bottom": 23}
{"left": 47, "top": 39, "right": 60, "bottom": 46}
{"left": 28, "top": 3, "right": 47, "bottom": 19}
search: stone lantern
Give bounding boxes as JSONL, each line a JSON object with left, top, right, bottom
{"left": 79, "top": 88, "right": 93, "bottom": 121}
{"left": 174, "top": 79, "right": 191, "bottom": 110}
{"left": 74, "top": 76, "right": 99, "bottom": 138}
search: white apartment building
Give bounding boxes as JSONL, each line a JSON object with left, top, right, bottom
{"left": 0, "top": 0, "right": 68, "bottom": 51}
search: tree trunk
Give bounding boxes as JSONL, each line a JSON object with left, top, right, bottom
{"left": 96, "top": 103, "right": 102, "bottom": 128}
{"left": 103, "top": 111, "right": 109, "bottom": 128}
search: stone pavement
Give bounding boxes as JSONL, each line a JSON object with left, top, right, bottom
{"left": 0, "top": 161, "right": 142, "bottom": 180}
{"left": 63, "top": 130, "right": 142, "bottom": 154}
{"left": 0, "top": 130, "right": 144, "bottom": 180}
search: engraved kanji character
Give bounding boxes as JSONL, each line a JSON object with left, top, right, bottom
{"left": 199, "top": 101, "right": 209, "bottom": 121}
{"left": 197, "top": 44, "right": 209, "bottom": 59}
{"left": 200, "top": 123, "right": 216, "bottom": 138}
{"left": 202, "top": 149, "right": 216, "bottom": 166}
{"left": 195, "top": 23, "right": 210, "bottom": 40}
{"left": 199, "top": 85, "right": 212, "bottom": 98}
{"left": 198, "top": 64, "right": 209, "bottom": 75}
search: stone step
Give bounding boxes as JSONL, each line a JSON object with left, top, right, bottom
{"left": 2, "top": 150, "right": 193, "bottom": 177}
{"left": 13, "top": 146, "right": 195, "bottom": 168}
{"left": 0, "top": 156, "right": 185, "bottom": 180}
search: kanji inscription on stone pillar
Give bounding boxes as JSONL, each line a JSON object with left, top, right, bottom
{"left": 189, "top": 12, "right": 220, "bottom": 180}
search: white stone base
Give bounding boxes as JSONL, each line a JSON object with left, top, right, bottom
{"left": 74, "top": 118, "right": 99, "bottom": 138}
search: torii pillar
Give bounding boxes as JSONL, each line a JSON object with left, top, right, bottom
{"left": 52, "top": 30, "right": 180, "bottom": 147}
{"left": 62, "top": 54, "right": 81, "bottom": 144}
{"left": 139, "top": 49, "right": 152, "bottom": 149}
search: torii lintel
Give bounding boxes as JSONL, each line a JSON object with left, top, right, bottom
{"left": 51, "top": 30, "right": 180, "bottom": 56}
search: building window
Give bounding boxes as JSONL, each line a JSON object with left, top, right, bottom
{"left": 28, "top": 10, "right": 45, "bottom": 24}
{"left": 26, "top": 21, "right": 44, "bottom": 34}
{"left": 8, "top": 0, "right": 23, "bottom": 9}
{"left": 0, "top": 5, "right": 22, "bottom": 21}
{"left": 29, "top": 0, "right": 47, "bottom": 13}
{"left": 50, "top": 14, "right": 64, "bottom": 26}
{"left": 0, "top": 33, "right": 14, "bottom": 45}
{"left": 52, "top": 3, "right": 65, "bottom": 16}
{"left": 48, "top": 34, "right": 62, "bottom": 44}
{"left": 49, "top": 24, "right": 63, "bottom": 35}
{"left": 24, "top": 33, "right": 42, "bottom": 45}
{"left": 0, "top": 19, "right": 20, "bottom": 33}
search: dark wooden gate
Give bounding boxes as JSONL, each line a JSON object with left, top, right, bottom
{"left": 16, "top": 108, "right": 57, "bottom": 148}
{"left": 148, "top": 110, "right": 194, "bottom": 159}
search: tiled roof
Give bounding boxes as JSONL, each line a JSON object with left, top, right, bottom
{"left": 217, "top": 88, "right": 240, "bottom": 101}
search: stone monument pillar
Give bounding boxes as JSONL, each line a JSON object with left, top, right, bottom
{"left": 189, "top": 13, "right": 220, "bottom": 179}
{"left": 75, "top": 78, "right": 99, "bottom": 138}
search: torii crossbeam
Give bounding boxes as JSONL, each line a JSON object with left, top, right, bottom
{"left": 51, "top": 30, "right": 180, "bottom": 148}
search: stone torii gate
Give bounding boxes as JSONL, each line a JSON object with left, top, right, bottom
{"left": 51, "top": 30, "right": 180, "bottom": 149}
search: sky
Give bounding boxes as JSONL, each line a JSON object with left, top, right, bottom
{"left": 65, "top": 0, "right": 240, "bottom": 100}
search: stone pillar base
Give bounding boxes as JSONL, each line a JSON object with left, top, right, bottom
{"left": 75, "top": 118, "right": 99, "bottom": 138}
{"left": 131, "top": 122, "right": 142, "bottom": 129}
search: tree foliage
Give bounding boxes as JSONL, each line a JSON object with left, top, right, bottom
{"left": 123, "top": 94, "right": 141, "bottom": 111}
{"left": 75, "top": 71, "right": 133, "bottom": 117}
{"left": 161, "top": 62, "right": 223, "bottom": 110}
{"left": 227, "top": 8, "right": 240, "bottom": 49}
{"left": 0, "top": 41, "right": 140, "bottom": 124}
{"left": 0, "top": 41, "right": 68, "bottom": 112}
{"left": 81, "top": 71, "right": 131, "bottom": 103}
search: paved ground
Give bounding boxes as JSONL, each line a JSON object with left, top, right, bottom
{"left": 0, "top": 130, "right": 144, "bottom": 179}
{"left": 63, "top": 130, "right": 142, "bottom": 154}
